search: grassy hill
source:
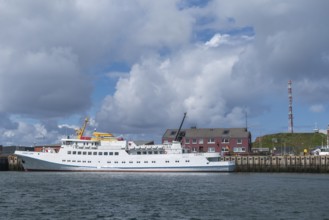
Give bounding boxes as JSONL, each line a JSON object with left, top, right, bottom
{"left": 252, "top": 132, "right": 327, "bottom": 154}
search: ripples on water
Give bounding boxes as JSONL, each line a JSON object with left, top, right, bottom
{"left": 0, "top": 172, "right": 329, "bottom": 220}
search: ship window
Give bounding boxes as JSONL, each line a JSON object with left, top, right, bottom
{"left": 98, "top": 152, "right": 103, "bottom": 155}
{"left": 83, "top": 161, "right": 86, "bottom": 163}
{"left": 165, "top": 160, "right": 169, "bottom": 163}
{"left": 83, "top": 151, "right": 87, "bottom": 155}
{"left": 109, "top": 152, "right": 113, "bottom": 155}
{"left": 88, "top": 152, "right": 92, "bottom": 155}
{"left": 104, "top": 152, "right": 108, "bottom": 155}
{"left": 137, "top": 152, "right": 141, "bottom": 155}
{"left": 137, "top": 161, "right": 140, "bottom": 163}
{"left": 122, "top": 161, "right": 125, "bottom": 163}
{"left": 148, "top": 151, "right": 152, "bottom": 154}
{"left": 107, "top": 161, "right": 111, "bottom": 163}
{"left": 62, "top": 160, "right": 66, "bottom": 162}
{"left": 77, "top": 160, "right": 81, "bottom": 163}
{"left": 93, "top": 152, "right": 97, "bottom": 155}
{"left": 144, "top": 161, "right": 148, "bottom": 163}
{"left": 160, "top": 151, "right": 164, "bottom": 154}
{"left": 72, "top": 160, "right": 76, "bottom": 162}
{"left": 154, "top": 151, "right": 158, "bottom": 154}
{"left": 114, "top": 161, "right": 118, "bottom": 164}
{"left": 175, "top": 160, "right": 179, "bottom": 163}
{"left": 72, "top": 151, "right": 76, "bottom": 155}
{"left": 142, "top": 152, "right": 147, "bottom": 155}
{"left": 152, "top": 161, "right": 156, "bottom": 163}
{"left": 78, "top": 151, "right": 81, "bottom": 155}
{"left": 68, "top": 151, "right": 71, "bottom": 154}
{"left": 115, "top": 152, "right": 119, "bottom": 155}
{"left": 129, "top": 161, "right": 133, "bottom": 163}
{"left": 67, "top": 160, "right": 71, "bottom": 162}
{"left": 185, "top": 160, "right": 190, "bottom": 163}
{"left": 88, "top": 161, "right": 91, "bottom": 163}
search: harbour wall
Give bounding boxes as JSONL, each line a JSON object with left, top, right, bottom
{"left": 224, "top": 155, "right": 329, "bottom": 172}
{"left": 2, "top": 155, "right": 329, "bottom": 172}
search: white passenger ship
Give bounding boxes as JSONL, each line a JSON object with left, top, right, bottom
{"left": 15, "top": 119, "right": 235, "bottom": 172}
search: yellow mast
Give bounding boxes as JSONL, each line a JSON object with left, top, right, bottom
{"left": 75, "top": 117, "right": 89, "bottom": 139}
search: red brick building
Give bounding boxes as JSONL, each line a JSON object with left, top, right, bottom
{"left": 162, "top": 127, "right": 251, "bottom": 155}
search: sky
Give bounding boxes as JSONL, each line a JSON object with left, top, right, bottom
{"left": 1, "top": 0, "right": 329, "bottom": 146}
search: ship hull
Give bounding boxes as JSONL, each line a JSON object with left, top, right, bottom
{"left": 15, "top": 151, "right": 235, "bottom": 172}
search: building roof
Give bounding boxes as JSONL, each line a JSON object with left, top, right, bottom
{"left": 163, "top": 128, "right": 250, "bottom": 139}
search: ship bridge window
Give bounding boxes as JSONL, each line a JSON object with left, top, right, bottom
{"left": 115, "top": 152, "right": 119, "bottom": 155}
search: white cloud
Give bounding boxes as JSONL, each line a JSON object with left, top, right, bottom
{"left": 309, "top": 104, "right": 325, "bottom": 113}
{"left": 1, "top": 0, "right": 329, "bottom": 144}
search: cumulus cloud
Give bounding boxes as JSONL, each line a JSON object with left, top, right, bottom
{"left": 1, "top": 0, "right": 329, "bottom": 145}
{"left": 96, "top": 33, "right": 260, "bottom": 133}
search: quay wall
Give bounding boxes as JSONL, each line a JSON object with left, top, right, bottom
{"left": 0, "top": 156, "right": 9, "bottom": 171}
{"left": 224, "top": 155, "right": 329, "bottom": 172}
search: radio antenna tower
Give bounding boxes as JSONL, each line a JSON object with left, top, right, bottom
{"left": 288, "top": 80, "right": 294, "bottom": 133}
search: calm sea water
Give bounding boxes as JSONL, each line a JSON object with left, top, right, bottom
{"left": 0, "top": 172, "right": 328, "bottom": 220}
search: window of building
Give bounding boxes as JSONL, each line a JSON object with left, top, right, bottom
{"left": 222, "top": 138, "right": 229, "bottom": 143}
{"left": 192, "top": 139, "right": 197, "bottom": 144}
{"left": 199, "top": 139, "right": 203, "bottom": 144}
{"left": 233, "top": 147, "right": 246, "bottom": 153}
{"left": 170, "top": 131, "right": 177, "bottom": 136}
{"left": 208, "top": 138, "right": 215, "bottom": 143}
{"left": 237, "top": 139, "right": 242, "bottom": 144}
{"left": 185, "top": 138, "right": 190, "bottom": 144}
{"left": 208, "top": 147, "right": 215, "bottom": 152}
